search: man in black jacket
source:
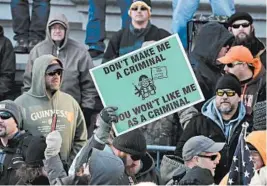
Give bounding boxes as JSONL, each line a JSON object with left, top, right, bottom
{"left": 175, "top": 74, "right": 252, "bottom": 184}
{"left": 0, "top": 26, "right": 16, "bottom": 101}
{"left": 0, "top": 100, "right": 39, "bottom": 185}
{"left": 102, "top": 0, "right": 170, "bottom": 63}
{"left": 189, "top": 22, "right": 234, "bottom": 110}
{"left": 228, "top": 12, "right": 266, "bottom": 68}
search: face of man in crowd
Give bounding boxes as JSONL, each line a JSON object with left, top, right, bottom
{"left": 217, "top": 45, "right": 230, "bottom": 58}
{"left": 50, "top": 23, "right": 65, "bottom": 41}
{"left": 195, "top": 152, "right": 220, "bottom": 176}
{"left": 223, "top": 62, "right": 247, "bottom": 80}
{"left": 215, "top": 89, "right": 240, "bottom": 114}
{"left": 119, "top": 152, "right": 142, "bottom": 175}
{"left": 229, "top": 20, "right": 253, "bottom": 42}
{"left": 130, "top": 5, "right": 150, "bottom": 25}
{"left": 45, "top": 60, "right": 62, "bottom": 92}
{"left": 0, "top": 112, "right": 18, "bottom": 138}
{"left": 250, "top": 150, "right": 264, "bottom": 170}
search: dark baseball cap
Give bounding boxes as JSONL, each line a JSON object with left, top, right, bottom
{"left": 46, "top": 64, "right": 63, "bottom": 73}
{"left": 182, "top": 136, "right": 225, "bottom": 161}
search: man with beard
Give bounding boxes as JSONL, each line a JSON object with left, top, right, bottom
{"left": 174, "top": 74, "right": 252, "bottom": 184}
{"left": 0, "top": 100, "right": 42, "bottom": 185}
{"left": 69, "top": 106, "right": 160, "bottom": 184}
{"left": 228, "top": 12, "right": 266, "bottom": 68}
{"left": 218, "top": 46, "right": 266, "bottom": 123}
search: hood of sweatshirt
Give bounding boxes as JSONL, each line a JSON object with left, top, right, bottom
{"left": 46, "top": 13, "right": 70, "bottom": 50}
{"left": 27, "top": 54, "right": 63, "bottom": 98}
{"left": 246, "top": 130, "right": 266, "bottom": 166}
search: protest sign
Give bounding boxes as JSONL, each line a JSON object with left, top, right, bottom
{"left": 90, "top": 34, "right": 204, "bottom": 135}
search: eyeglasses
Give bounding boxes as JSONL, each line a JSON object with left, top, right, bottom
{"left": 232, "top": 23, "right": 250, "bottom": 29}
{"left": 46, "top": 70, "right": 62, "bottom": 76}
{"left": 216, "top": 89, "right": 236, "bottom": 97}
{"left": 131, "top": 6, "right": 148, "bottom": 11}
{"left": 0, "top": 112, "right": 12, "bottom": 120}
{"left": 226, "top": 62, "right": 244, "bottom": 68}
{"left": 130, "top": 155, "right": 141, "bottom": 161}
{"left": 197, "top": 153, "right": 221, "bottom": 161}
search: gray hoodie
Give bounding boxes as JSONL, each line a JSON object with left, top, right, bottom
{"left": 15, "top": 54, "right": 87, "bottom": 164}
{"left": 23, "top": 13, "right": 97, "bottom": 110}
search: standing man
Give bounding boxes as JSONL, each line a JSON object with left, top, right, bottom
{"left": 218, "top": 46, "right": 266, "bottom": 121}
{"left": 23, "top": 13, "right": 100, "bottom": 137}
{"left": 15, "top": 55, "right": 87, "bottom": 166}
{"left": 228, "top": 12, "right": 266, "bottom": 68}
{"left": 10, "top": 0, "right": 50, "bottom": 53}
{"left": 0, "top": 100, "right": 40, "bottom": 185}
{"left": 0, "top": 25, "right": 16, "bottom": 101}
{"left": 102, "top": 0, "right": 170, "bottom": 63}
{"left": 175, "top": 74, "right": 252, "bottom": 183}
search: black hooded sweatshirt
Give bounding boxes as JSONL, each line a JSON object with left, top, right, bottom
{"left": 189, "top": 22, "right": 234, "bottom": 110}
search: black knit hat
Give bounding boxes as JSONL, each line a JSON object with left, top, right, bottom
{"left": 253, "top": 101, "right": 266, "bottom": 131}
{"left": 215, "top": 74, "right": 241, "bottom": 96}
{"left": 112, "top": 129, "right": 147, "bottom": 157}
{"left": 228, "top": 12, "right": 253, "bottom": 26}
{"left": 25, "top": 136, "right": 47, "bottom": 168}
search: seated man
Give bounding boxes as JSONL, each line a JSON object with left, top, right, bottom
{"left": 102, "top": 0, "right": 170, "bottom": 63}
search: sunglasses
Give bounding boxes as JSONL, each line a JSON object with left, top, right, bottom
{"left": 46, "top": 70, "right": 62, "bottom": 76}
{"left": 216, "top": 89, "right": 236, "bottom": 97}
{"left": 131, "top": 6, "right": 148, "bottom": 11}
{"left": 232, "top": 23, "right": 250, "bottom": 29}
{"left": 197, "top": 153, "right": 220, "bottom": 161}
{"left": 0, "top": 112, "right": 12, "bottom": 120}
{"left": 130, "top": 155, "right": 141, "bottom": 161}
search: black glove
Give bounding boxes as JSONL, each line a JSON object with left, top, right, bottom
{"left": 95, "top": 106, "right": 118, "bottom": 143}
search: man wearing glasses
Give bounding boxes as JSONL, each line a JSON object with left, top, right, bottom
{"left": 0, "top": 100, "right": 39, "bottom": 184}
{"left": 175, "top": 74, "right": 252, "bottom": 184}
{"left": 102, "top": 0, "right": 170, "bottom": 63}
{"left": 173, "top": 136, "right": 224, "bottom": 185}
{"left": 227, "top": 12, "right": 266, "bottom": 68}
{"left": 23, "top": 13, "right": 99, "bottom": 138}
{"left": 218, "top": 46, "right": 266, "bottom": 121}
{"left": 15, "top": 55, "right": 87, "bottom": 169}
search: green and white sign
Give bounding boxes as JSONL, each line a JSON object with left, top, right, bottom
{"left": 90, "top": 34, "right": 204, "bottom": 136}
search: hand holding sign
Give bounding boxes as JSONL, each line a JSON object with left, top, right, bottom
{"left": 95, "top": 106, "right": 118, "bottom": 143}
{"left": 44, "top": 130, "right": 62, "bottom": 159}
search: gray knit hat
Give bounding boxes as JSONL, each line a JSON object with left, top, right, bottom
{"left": 0, "top": 100, "right": 22, "bottom": 127}
{"left": 253, "top": 101, "right": 266, "bottom": 131}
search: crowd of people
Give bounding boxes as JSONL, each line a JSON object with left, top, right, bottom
{"left": 0, "top": 0, "right": 266, "bottom": 185}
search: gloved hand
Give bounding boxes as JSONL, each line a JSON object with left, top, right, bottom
{"left": 45, "top": 130, "right": 63, "bottom": 159}
{"left": 95, "top": 106, "right": 118, "bottom": 143}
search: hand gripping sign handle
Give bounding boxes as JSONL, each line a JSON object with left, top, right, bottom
{"left": 51, "top": 113, "right": 58, "bottom": 132}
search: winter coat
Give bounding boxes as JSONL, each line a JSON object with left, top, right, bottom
{"left": 23, "top": 14, "right": 98, "bottom": 110}
{"left": 15, "top": 55, "right": 87, "bottom": 165}
{"left": 189, "top": 22, "right": 234, "bottom": 109}
{"left": 178, "top": 166, "right": 214, "bottom": 185}
{"left": 0, "top": 25, "right": 15, "bottom": 100}
{"left": 175, "top": 97, "right": 252, "bottom": 184}
{"left": 0, "top": 131, "right": 34, "bottom": 185}
{"left": 102, "top": 22, "right": 170, "bottom": 63}
{"left": 241, "top": 64, "right": 266, "bottom": 120}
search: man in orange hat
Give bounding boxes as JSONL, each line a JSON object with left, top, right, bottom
{"left": 217, "top": 45, "right": 266, "bottom": 121}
